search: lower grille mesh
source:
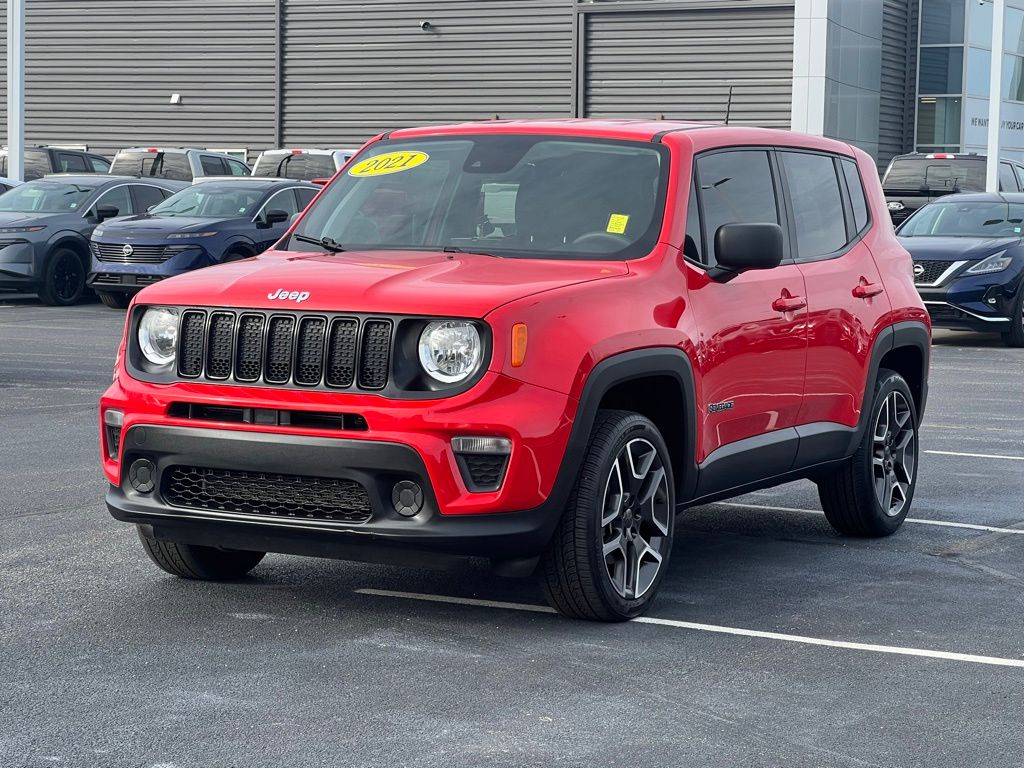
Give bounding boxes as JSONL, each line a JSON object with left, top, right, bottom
{"left": 162, "top": 465, "right": 372, "bottom": 523}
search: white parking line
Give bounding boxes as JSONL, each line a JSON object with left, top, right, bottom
{"left": 356, "top": 589, "right": 1024, "bottom": 669}
{"left": 924, "top": 449, "right": 1024, "bottom": 461}
{"left": 714, "top": 501, "right": 1024, "bottom": 535}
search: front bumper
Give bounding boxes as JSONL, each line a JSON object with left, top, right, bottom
{"left": 100, "top": 370, "right": 578, "bottom": 568}
{"left": 88, "top": 245, "right": 213, "bottom": 293}
{"left": 107, "top": 425, "right": 560, "bottom": 568}
{"left": 917, "top": 266, "right": 1023, "bottom": 331}
{"left": 0, "top": 241, "right": 40, "bottom": 287}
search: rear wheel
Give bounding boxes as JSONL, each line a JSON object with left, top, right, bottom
{"left": 1001, "top": 288, "right": 1024, "bottom": 347}
{"left": 137, "top": 527, "right": 265, "bottom": 580}
{"left": 37, "top": 247, "right": 86, "bottom": 306}
{"left": 97, "top": 290, "right": 131, "bottom": 309}
{"left": 817, "top": 369, "right": 918, "bottom": 537}
{"left": 540, "top": 410, "right": 675, "bottom": 621}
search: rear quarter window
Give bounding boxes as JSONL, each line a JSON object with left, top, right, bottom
{"left": 841, "top": 159, "right": 870, "bottom": 232}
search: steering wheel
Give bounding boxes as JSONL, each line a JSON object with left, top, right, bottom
{"left": 571, "top": 231, "right": 631, "bottom": 249}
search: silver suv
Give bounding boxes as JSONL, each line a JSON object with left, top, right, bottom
{"left": 109, "top": 148, "right": 250, "bottom": 182}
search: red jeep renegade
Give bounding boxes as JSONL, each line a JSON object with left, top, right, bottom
{"left": 100, "top": 120, "right": 930, "bottom": 621}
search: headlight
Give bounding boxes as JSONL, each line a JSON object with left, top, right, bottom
{"left": 965, "top": 250, "right": 1013, "bottom": 275}
{"left": 0, "top": 225, "right": 45, "bottom": 233}
{"left": 887, "top": 201, "right": 905, "bottom": 211}
{"left": 137, "top": 306, "right": 180, "bottom": 366}
{"left": 166, "top": 231, "right": 219, "bottom": 239}
{"left": 418, "top": 321, "right": 482, "bottom": 384}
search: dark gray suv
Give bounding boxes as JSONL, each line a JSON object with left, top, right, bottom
{"left": 0, "top": 174, "right": 186, "bottom": 305}
{"left": 0, "top": 146, "right": 111, "bottom": 180}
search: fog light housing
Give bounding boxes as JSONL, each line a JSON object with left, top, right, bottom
{"left": 104, "top": 409, "right": 124, "bottom": 460}
{"left": 392, "top": 480, "right": 424, "bottom": 517}
{"left": 128, "top": 458, "right": 156, "bottom": 494}
{"left": 452, "top": 436, "right": 511, "bottom": 493}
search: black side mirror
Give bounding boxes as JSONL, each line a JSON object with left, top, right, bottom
{"left": 264, "top": 208, "right": 290, "bottom": 227}
{"left": 94, "top": 204, "right": 120, "bottom": 222}
{"left": 708, "top": 222, "right": 784, "bottom": 282}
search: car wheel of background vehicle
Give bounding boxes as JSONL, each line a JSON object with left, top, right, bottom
{"left": 817, "top": 369, "right": 918, "bottom": 537}
{"left": 37, "top": 247, "right": 86, "bottom": 306}
{"left": 97, "top": 291, "right": 131, "bottom": 309}
{"left": 137, "top": 526, "right": 265, "bottom": 580}
{"left": 540, "top": 410, "right": 675, "bottom": 621}
{"left": 1001, "top": 288, "right": 1024, "bottom": 347}
{"left": 221, "top": 248, "right": 251, "bottom": 263}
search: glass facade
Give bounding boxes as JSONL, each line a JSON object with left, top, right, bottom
{"left": 917, "top": 0, "right": 1024, "bottom": 161}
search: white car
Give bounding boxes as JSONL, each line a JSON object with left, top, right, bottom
{"left": 250, "top": 148, "right": 358, "bottom": 181}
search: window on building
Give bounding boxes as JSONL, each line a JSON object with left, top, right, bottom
{"left": 779, "top": 152, "right": 847, "bottom": 259}
{"left": 1006, "top": 8, "right": 1024, "bottom": 56}
{"left": 841, "top": 159, "right": 869, "bottom": 233}
{"left": 917, "top": 97, "right": 962, "bottom": 147}
{"left": 1004, "top": 54, "right": 1024, "bottom": 102}
{"left": 966, "top": 47, "right": 991, "bottom": 97}
{"left": 696, "top": 150, "right": 778, "bottom": 266}
{"left": 919, "top": 46, "right": 964, "bottom": 95}
{"left": 921, "top": 0, "right": 965, "bottom": 45}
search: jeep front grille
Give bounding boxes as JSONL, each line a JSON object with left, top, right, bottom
{"left": 162, "top": 465, "right": 372, "bottom": 523}
{"left": 175, "top": 309, "right": 392, "bottom": 391}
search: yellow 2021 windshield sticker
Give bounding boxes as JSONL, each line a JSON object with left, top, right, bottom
{"left": 348, "top": 150, "right": 429, "bottom": 177}
{"left": 606, "top": 213, "right": 629, "bottom": 234}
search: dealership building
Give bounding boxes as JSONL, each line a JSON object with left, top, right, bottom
{"left": 0, "top": 1, "right": 1020, "bottom": 171}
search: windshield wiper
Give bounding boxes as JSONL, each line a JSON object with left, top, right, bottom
{"left": 293, "top": 234, "right": 345, "bottom": 253}
{"left": 443, "top": 245, "right": 499, "bottom": 258}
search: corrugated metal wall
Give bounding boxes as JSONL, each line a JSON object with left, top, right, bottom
{"left": 281, "top": 0, "right": 574, "bottom": 146}
{"left": 0, "top": 0, "right": 277, "bottom": 155}
{"left": 879, "top": 0, "right": 918, "bottom": 170}
{"left": 581, "top": 2, "right": 795, "bottom": 127}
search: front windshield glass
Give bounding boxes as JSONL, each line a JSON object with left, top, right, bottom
{"left": 899, "top": 200, "right": 1024, "bottom": 238}
{"left": 0, "top": 181, "right": 95, "bottom": 213}
{"left": 150, "top": 184, "right": 265, "bottom": 218}
{"left": 285, "top": 136, "right": 669, "bottom": 260}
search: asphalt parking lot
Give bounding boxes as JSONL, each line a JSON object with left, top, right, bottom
{"left": 2, "top": 295, "right": 1022, "bottom": 768}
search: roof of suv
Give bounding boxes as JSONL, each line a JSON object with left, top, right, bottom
{"left": 386, "top": 119, "right": 861, "bottom": 155}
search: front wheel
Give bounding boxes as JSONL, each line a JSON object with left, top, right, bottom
{"left": 817, "top": 369, "right": 919, "bottom": 537}
{"left": 540, "top": 410, "right": 675, "bottom": 621}
{"left": 37, "top": 248, "right": 86, "bottom": 306}
{"left": 137, "top": 527, "right": 265, "bottom": 580}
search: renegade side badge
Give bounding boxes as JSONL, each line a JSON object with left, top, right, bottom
{"left": 708, "top": 401, "right": 734, "bottom": 413}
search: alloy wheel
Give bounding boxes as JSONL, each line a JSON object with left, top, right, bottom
{"left": 53, "top": 252, "right": 84, "bottom": 302}
{"left": 872, "top": 390, "right": 916, "bottom": 517}
{"left": 601, "top": 438, "right": 671, "bottom": 599}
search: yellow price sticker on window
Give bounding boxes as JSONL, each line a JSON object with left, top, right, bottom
{"left": 348, "top": 150, "right": 429, "bottom": 177}
{"left": 606, "top": 213, "right": 629, "bottom": 234}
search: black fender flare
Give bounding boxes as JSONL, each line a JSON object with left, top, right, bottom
{"left": 546, "top": 347, "right": 699, "bottom": 513}
{"left": 847, "top": 320, "right": 930, "bottom": 454}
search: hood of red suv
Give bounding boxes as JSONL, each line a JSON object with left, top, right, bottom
{"left": 133, "top": 248, "right": 629, "bottom": 316}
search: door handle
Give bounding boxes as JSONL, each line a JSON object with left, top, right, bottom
{"left": 852, "top": 281, "right": 885, "bottom": 299}
{"left": 772, "top": 294, "right": 807, "bottom": 313}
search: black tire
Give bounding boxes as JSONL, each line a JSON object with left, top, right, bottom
{"left": 221, "top": 248, "right": 252, "bottom": 263}
{"left": 540, "top": 410, "right": 675, "bottom": 621}
{"left": 97, "top": 290, "right": 131, "bottom": 309}
{"left": 137, "top": 526, "right": 265, "bottom": 580}
{"left": 1001, "top": 288, "right": 1024, "bottom": 347}
{"left": 817, "top": 369, "right": 919, "bottom": 537}
{"left": 37, "top": 247, "right": 86, "bottom": 306}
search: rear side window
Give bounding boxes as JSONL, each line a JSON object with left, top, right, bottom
{"left": 132, "top": 185, "right": 170, "bottom": 212}
{"left": 262, "top": 188, "right": 302, "bottom": 217}
{"left": 840, "top": 159, "right": 869, "bottom": 233}
{"left": 56, "top": 152, "right": 89, "bottom": 173}
{"left": 779, "top": 152, "right": 846, "bottom": 258}
{"left": 95, "top": 185, "right": 133, "bottom": 217}
{"left": 200, "top": 156, "right": 228, "bottom": 176}
{"left": 226, "top": 159, "right": 250, "bottom": 176}
{"left": 89, "top": 156, "right": 111, "bottom": 173}
{"left": 696, "top": 150, "right": 779, "bottom": 266}
{"left": 295, "top": 187, "right": 317, "bottom": 208}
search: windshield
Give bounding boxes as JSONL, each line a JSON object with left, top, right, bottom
{"left": 254, "top": 153, "right": 337, "bottom": 180}
{"left": 0, "top": 181, "right": 95, "bottom": 213}
{"left": 150, "top": 184, "right": 266, "bottom": 218}
{"left": 883, "top": 158, "right": 985, "bottom": 193}
{"left": 285, "top": 136, "right": 668, "bottom": 260}
{"left": 898, "top": 201, "right": 1024, "bottom": 238}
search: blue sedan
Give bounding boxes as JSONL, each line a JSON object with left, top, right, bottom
{"left": 88, "top": 177, "right": 318, "bottom": 308}
{"left": 898, "top": 192, "right": 1024, "bottom": 346}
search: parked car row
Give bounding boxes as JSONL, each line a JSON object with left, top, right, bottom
{"left": 0, "top": 173, "right": 317, "bottom": 306}
{"left": 0, "top": 145, "right": 360, "bottom": 184}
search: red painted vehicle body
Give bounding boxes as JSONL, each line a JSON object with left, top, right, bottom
{"left": 100, "top": 120, "right": 930, "bottom": 605}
